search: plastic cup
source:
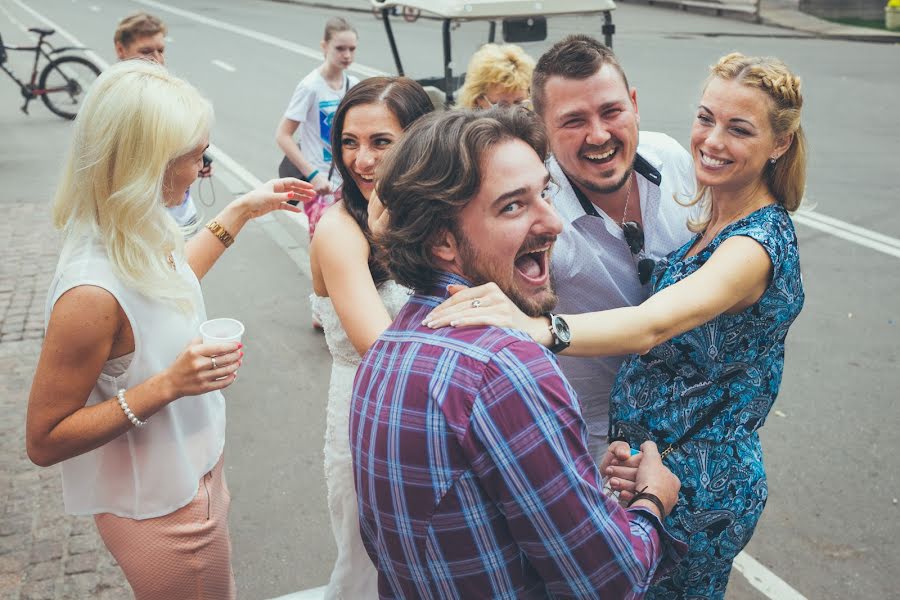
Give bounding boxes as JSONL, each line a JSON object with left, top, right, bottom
{"left": 200, "top": 318, "right": 244, "bottom": 345}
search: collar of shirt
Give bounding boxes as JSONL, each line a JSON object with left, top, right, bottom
{"left": 549, "top": 152, "right": 662, "bottom": 223}
{"left": 418, "top": 270, "right": 475, "bottom": 301}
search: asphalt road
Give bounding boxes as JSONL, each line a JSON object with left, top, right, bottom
{"left": 1, "top": 0, "right": 898, "bottom": 598}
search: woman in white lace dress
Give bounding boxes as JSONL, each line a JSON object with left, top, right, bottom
{"left": 308, "top": 77, "right": 434, "bottom": 598}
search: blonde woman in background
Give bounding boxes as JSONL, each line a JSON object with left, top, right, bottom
{"left": 456, "top": 43, "right": 535, "bottom": 109}
{"left": 25, "top": 60, "right": 313, "bottom": 600}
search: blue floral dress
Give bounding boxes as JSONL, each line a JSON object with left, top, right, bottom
{"left": 610, "top": 204, "right": 804, "bottom": 599}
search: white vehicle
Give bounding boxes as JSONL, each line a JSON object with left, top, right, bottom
{"left": 371, "top": 0, "right": 617, "bottom": 107}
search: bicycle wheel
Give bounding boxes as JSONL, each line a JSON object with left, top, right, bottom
{"left": 38, "top": 55, "right": 101, "bottom": 120}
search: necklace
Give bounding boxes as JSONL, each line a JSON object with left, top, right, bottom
{"left": 619, "top": 171, "right": 634, "bottom": 226}
{"left": 166, "top": 253, "right": 176, "bottom": 271}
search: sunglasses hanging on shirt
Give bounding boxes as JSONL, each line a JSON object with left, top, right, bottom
{"left": 571, "top": 172, "right": 656, "bottom": 286}
{"left": 621, "top": 221, "right": 657, "bottom": 285}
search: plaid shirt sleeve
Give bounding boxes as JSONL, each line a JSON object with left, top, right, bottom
{"left": 459, "top": 339, "right": 674, "bottom": 598}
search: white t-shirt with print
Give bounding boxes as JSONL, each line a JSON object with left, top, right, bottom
{"left": 284, "top": 68, "right": 359, "bottom": 179}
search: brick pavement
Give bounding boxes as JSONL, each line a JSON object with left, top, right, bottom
{"left": 0, "top": 139, "right": 130, "bottom": 599}
{"left": 0, "top": 61, "right": 132, "bottom": 600}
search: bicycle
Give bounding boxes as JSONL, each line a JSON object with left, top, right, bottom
{"left": 0, "top": 27, "right": 101, "bottom": 120}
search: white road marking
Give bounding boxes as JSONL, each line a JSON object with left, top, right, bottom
{"left": 11, "top": 0, "right": 107, "bottom": 69}
{"left": 211, "top": 59, "right": 236, "bottom": 72}
{"left": 733, "top": 551, "right": 808, "bottom": 600}
{"left": 135, "top": 0, "right": 388, "bottom": 78}
{"left": 0, "top": 2, "right": 30, "bottom": 33}
{"left": 794, "top": 210, "right": 900, "bottom": 259}
{"left": 268, "top": 586, "right": 325, "bottom": 600}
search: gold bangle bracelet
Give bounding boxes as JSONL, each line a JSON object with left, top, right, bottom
{"left": 206, "top": 220, "right": 234, "bottom": 248}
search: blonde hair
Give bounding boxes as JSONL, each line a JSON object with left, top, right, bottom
{"left": 683, "top": 52, "right": 807, "bottom": 231}
{"left": 53, "top": 60, "right": 213, "bottom": 312}
{"left": 457, "top": 44, "right": 535, "bottom": 109}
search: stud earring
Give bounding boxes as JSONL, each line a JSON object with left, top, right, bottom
{"left": 768, "top": 157, "right": 777, "bottom": 165}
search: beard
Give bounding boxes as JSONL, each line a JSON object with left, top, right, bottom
{"left": 572, "top": 162, "right": 634, "bottom": 196}
{"left": 456, "top": 234, "right": 558, "bottom": 318}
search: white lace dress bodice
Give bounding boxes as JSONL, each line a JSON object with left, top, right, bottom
{"left": 309, "top": 280, "right": 411, "bottom": 599}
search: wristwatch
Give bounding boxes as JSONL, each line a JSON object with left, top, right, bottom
{"left": 543, "top": 313, "right": 571, "bottom": 354}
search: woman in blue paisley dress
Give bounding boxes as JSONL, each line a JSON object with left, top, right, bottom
{"left": 424, "top": 53, "right": 807, "bottom": 599}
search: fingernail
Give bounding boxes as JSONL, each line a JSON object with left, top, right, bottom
{"left": 287, "top": 191, "right": 295, "bottom": 199}
{"left": 237, "top": 343, "right": 243, "bottom": 349}
{"left": 239, "top": 351, "right": 244, "bottom": 358}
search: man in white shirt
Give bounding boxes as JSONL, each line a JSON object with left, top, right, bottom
{"left": 114, "top": 12, "right": 212, "bottom": 238}
{"left": 533, "top": 36, "right": 697, "bottom": 460}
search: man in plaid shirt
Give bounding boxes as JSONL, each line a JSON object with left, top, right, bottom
{"left": 351, "top": 108, "right": 685, "bottom": 599}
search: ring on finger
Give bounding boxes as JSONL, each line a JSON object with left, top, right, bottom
{"left": 471, "top": 299, "right": 482, "bottom": 309}
{"left": 211, "top": 356, "right": 218, "bottom": 370}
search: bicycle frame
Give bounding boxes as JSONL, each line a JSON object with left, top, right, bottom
{"left": 1, "top": 33, "right": 85, "bottom": 97}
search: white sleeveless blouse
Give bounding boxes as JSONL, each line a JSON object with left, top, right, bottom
{"left": 45, "top": 238, "right": 226, "bottom": 520}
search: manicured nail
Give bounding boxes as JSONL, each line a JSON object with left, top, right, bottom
{"left": 239, "top": 351, "right": 244, "bottom": 358}
{"left": 287, "top": 191, "right": 295, "bottom": 199}
{"left": 237, "top": 343, "right": 243, "bottom": 349}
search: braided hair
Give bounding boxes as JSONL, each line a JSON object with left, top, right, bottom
{"left": 681, "top": 53, "right": 807, "bottom": 230}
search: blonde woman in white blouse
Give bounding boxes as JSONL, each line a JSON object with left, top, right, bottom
{"left": 25, "top": 60, "right": 313, "bottom": 600}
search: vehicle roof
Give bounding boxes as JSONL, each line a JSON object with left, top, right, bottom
{"left": 371, "top": 0, "right": 616, "bottom": 19}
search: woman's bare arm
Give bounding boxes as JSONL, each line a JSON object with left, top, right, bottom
{"left": 26, "top": 286, "right": 242, "bottom": 467}
{"left": 311, "top": 207, "right": 393, "bottom": 356}
{"left": 423, "top": 236, "right": 773, "bottom": 357}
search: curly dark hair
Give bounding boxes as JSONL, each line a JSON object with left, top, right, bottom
{"left": 330, "top": 77, "right": 434, "bottom": 286}
{"left": 374, "top": 108, "right": 548, "bottom": 292}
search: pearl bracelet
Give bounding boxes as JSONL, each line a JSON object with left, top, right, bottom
{"left": 116, "top": 389, "right": 147, "bottom": 428}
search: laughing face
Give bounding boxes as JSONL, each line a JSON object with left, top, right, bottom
{"left": 691, "top": 77, "right": 790, "bottom": 194}
{"left": 451, "top": 138, "right": 563, "bottom": 317}
{"left": 542, "top": 64, "right": 639, "bottom": 195}
{"left": 340, "top": 102, "right": 403, "bottom": 201}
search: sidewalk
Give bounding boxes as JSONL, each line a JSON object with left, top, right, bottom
{"left": 759, "top": 0, "right": 900, "bottom": 42}
{"left": 0, "top": 78, "right": 131, "bottom": 598}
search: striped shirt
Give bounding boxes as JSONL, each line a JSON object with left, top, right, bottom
{"left": 351, "top": 271, "right": 685, "bottom": 599}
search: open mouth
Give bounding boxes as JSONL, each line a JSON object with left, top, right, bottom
{"left": 355, "top": 172, "right": 375, "bottom": 186}
{"left": 699, "top": 150, "right": 733, "bottom": 169}
{"left": 583, "top": 146, "right": 618, "bottom": 166}
{"left": 514, "top": 244, "right": 552, "bottom": 285}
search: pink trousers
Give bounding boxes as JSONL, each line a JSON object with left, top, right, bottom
{"left": 94, "top": 454, "right": 236, "bottom": 600}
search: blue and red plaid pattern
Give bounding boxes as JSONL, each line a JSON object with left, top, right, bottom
{"left": 351, "top": 272, "right": 685, "bottom": 599}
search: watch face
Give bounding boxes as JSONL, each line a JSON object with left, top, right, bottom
{"left": 552, "top": 315, "right": 572, "bottom": 343}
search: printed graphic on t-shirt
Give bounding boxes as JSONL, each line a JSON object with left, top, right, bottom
{"left": 318, "top": 99, "right": 340, "bottom": 163}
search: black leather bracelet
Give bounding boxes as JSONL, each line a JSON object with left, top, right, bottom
{"left": 628, "top": 491, "right": 667, "bottom": 518}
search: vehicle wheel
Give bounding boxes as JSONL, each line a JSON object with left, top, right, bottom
{"left": 402, "top": 6, "right": 421, "bottom": 22}
{"left": 38, "top": 55, "right": 101, "bottom": 120}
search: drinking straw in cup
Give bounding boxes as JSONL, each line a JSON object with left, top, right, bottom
{"left": 200, "top": 318, "right": 244, "bottom": 344}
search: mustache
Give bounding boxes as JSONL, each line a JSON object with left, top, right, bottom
{"left": 580, "top": 142, "right": 618, "bottom": 154}
{"left": 518, "top": 235, "right": 557, "bottom": 255}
